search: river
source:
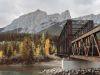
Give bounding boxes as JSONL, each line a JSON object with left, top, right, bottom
{"left": 0, "top": 60, "right": 100, "bottom": 75}
{"left": 63, "top": 60, "right": 100, "bottom": 70}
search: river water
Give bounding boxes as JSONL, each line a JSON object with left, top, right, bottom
{"left": 0, "top": 60, "right": 100, "bottom": 75}
{"left": 63, "top": 60, "right": 100, "bottom": 70}
{"left": 0, "top": 71, "right": 38, "bottom": 75}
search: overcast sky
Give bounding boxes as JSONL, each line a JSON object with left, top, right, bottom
{"left": 0, "top": 0, "right": 100, "bottom": 28}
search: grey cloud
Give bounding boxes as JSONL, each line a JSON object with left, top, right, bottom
{"left": 0, "top": 0, "right": 100, "bottom": 28}
{"left": 73, "top": 0, "right": 95, "bottom": 5}
{"left": 17, "top": 0, "right": 60, "bottom": 14}
{"left": 0, "top": 0, "right": 23, "bottom": 27}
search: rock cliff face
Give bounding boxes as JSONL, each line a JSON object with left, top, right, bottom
{"left": 1, "top": 10, "right": 71, "bottom": 35}
{"left": 75, "top": 14, "right": 100, "bottom": 24}
{"left": 1, "top": 9, "right": 100, "bottom": 36}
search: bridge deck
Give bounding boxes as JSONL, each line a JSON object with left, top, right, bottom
{"left": 71, "top": 55, "right": 100, "bottom": 62}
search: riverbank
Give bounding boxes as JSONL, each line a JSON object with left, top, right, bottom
{"left": 0, "top": 60, "right": 61, "bottom": 72}
{"left": 43, "top": 67, "right": 100, "bottom": 75}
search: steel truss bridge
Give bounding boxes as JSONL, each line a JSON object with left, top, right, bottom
{"left": 57, "top": 19, "right": 100, "bottom": 61}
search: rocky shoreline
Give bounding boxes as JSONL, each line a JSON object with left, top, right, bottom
{"left": 42, "top": 67, "right": 100, "bottom": 75}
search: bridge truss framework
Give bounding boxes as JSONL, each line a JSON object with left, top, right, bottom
{"left": 57, "top": 19, "right": 100, "bottom": 57}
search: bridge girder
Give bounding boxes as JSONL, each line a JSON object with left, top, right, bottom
{"left": 72, "top": 27, "right": 100, "bottom": 56}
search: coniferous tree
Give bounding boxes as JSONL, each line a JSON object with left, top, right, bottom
{"left": 21, "top": 36, "right": 34, "bottom": 64}
{"left": 7, "top": 43, "right": 13, "bottom": 58}
{"left": 3, "top": 42, "right": 8, "bottom": 57}
{"left": 40, "top": 33, "right": 45, "bottom": 56}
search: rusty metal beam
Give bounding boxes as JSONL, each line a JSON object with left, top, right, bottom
{"left": 72, "top": 25, "right": 100, "bottom": 43}
{"left": 92, "top": 34, "right": 100, "bottom": 56}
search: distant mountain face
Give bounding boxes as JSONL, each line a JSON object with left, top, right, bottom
{"left": 75, "top": 14, "right": 100, "bottom": 24}
{"left": 1, "top": 9, "right": 100, "bottom": 36}
{"left": 0, "top": 10, "right": 71, "bottom": 36}
{"left": 0, "top": 28, "right": 4, "bottom": 32}
{"left": 40, "top": 20, "right": 67, "bottom": 35}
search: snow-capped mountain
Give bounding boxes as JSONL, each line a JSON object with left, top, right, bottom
{"left": 1, "top": 9, "right": 100, "bottom": 36}
{"left": 75, "top": 14, "right": 100, "bottom": 24}
{"left": 1, "top": 9, "right": 71, "bottom": 35}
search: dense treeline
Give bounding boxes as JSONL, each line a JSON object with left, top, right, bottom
{"left": 0, "top": 33, "right": 31, "bottom": 41}
{"left": 0, "top": 33, "right": 58, "bottom": 64}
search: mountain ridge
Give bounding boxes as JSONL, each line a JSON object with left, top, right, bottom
{"left": 0, "top": 10, "right": 100, "bottom": 36}
{"left": 1, "top": 9, "right": 71, "bottom": 35}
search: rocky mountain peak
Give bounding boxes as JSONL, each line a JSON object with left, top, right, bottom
{"left": 33, "top": 9, "right": 47, "bottom": 15}
{"left": 1, "top": 10, "right": 71, "bottom": 34}
{"left": 60, "top": 10, "right": 71, "bottom": 21}
{"left": 0, "top": 9, "right": 100, "bottom": 36}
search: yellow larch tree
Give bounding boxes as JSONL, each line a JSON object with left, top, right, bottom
{"left": 35, "top": 45, "right": 41, "bottom": 57}
{"left": 44, "top": 38, "right": 51, "bottom": 56}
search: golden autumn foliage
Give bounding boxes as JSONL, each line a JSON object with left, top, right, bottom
{"left": 0, "top": 50, "right": 3, "bottom": 58}
{"left": 19, "top": 42, "right": 23, "bottom": 54}
{"left": 13, "top": 50, "right": 17, "bottom": 56}
{"left": 35, "top": 45, "right": 40, "bottom": 57}
{"left": 0, "top": 33, "right": 57, "bottom": 64}
{"left": 21, "top": 37, "right": 34, "bottom": 61}
{"left": 44, "top": 38, "right": 51, "bottom": 56}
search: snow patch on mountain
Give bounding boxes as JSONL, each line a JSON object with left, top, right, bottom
{"left": 75, "top": 14, "right": 100, "bottom": 24}
{"left": 1, "top": 9, "right": 71, "bottom": 33}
